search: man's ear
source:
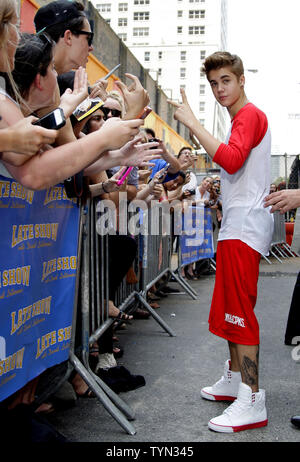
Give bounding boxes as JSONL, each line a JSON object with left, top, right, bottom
{"left": 240, "top": 75, "right": 245, "bottom": 88}
{"left": 63, "top": 29, "right": 73, "bottom": 46}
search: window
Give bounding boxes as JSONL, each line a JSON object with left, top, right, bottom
{"left": 118, "top": 3, "right": 128, "bottom": 11}
{"left": 199, "top": 102, "right": 205, "bottom": 112}
{"left": 200, "top": 70, "right": 205, "bottom": 78}
{"left": 180, "top": 67, "right": 186, "bottom": 79}
{"left": 134, "top": 11, "right": 150, "bottom": 20}
{"left": 158, "top": 68, "right": 162, "bottom": 76}
{"left": 118, "top": 18, "right": 128, "bottom": 26}
{"left": 189, "top": 26, "right": 205, "bottom": 34}
{"left": 96, "top": 3, "right": 111, "bottom": 12}
{"left": 158, "top": 51, "right": 162, "bottom": 59}
{"left": 105, "top": 18, "right": 111, "bottom": 25}
{"left": 199, "top": 119, "right": 205, "bottom": 125}
{"left": 189, "top": 9, "right": 205, "bottom": 18}
{"left": 134, "top": 0, "right": 150, "bottom": 4}
{"left": 200, "top": 50, "right": 206, "bottom": 60}
{"left": 177, "top": 10, "right": 183, "bottom": 17}
{"left": 144, "top": 51, "right": 150, "bottom": 62}
{"left": 118, "top": 33, "right": 127, "bottom": 42}
{"left": 189, "top": 0, "right": 205, "bottom": 3}
{"left": 133, "top": 27, "right": 149, "bottom": 36}
{"left": 200, "top": 84, "right": 205, "bottom": 95}
{"left": 180, "top": 51, "right": 186, "bottom": 61}
{"left": 177, "top": 26, "right": 183, "bottom": 34}
{"left": 180, "top": 84, "right": 186, "bottom": 90}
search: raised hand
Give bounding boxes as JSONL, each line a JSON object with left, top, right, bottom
{"left": 59, "top": 67, "right": 89, "bottom": 118}
{"left": 167, "top": 87, "right": 197, "bottom": 129}
{"left": 89, "top": 78, "right": 108, "bottom": 101}
{"left": 115, "top": 74, "right": 150, "bottom": 119}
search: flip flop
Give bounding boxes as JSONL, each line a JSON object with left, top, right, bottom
{"left": 111, "top": 311, "right": 133, "bottom": 324}
{"left": 76, "top": 387, "right": 96, "bottom": 398}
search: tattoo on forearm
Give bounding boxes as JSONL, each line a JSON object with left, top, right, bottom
{"left": 241, "top": 354, "right": 259, "bottom": 388}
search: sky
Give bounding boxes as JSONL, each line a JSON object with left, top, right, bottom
{"left": 227, "top": 0, "right": 300, "bottom": 154}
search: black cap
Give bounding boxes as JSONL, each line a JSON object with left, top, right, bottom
{"left": 34, "top": 1, "right": 85, "bottom": 33}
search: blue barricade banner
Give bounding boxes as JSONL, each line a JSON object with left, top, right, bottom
{"left": 180, "top": 206, "right": 214, "bottom": 265}
{"left": 0, "top": 176, "right": 80, "bottom": 402}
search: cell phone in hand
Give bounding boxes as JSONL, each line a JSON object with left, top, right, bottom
{"left": 33, "top": 108, "right": 66, "bottom": 130}
{"left": 157, "top": 163, "right": 170, "bottom": 180}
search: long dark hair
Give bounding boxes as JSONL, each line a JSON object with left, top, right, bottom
{"left": 12, "top": 33, "right": 54, "bottom": 99}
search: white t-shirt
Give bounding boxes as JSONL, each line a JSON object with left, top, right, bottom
{"left": 213, "top": 103, "right": 274, "bottom": 256}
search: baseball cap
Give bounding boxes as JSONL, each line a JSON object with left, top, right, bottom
{"left": 34, "top": 1, "right": 85, "bottom": 34}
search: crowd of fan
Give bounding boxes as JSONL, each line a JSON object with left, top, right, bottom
{"left": 0, "top": 0, "right": 226, "bottom": 442}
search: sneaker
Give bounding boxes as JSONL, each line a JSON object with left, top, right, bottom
{"left": 95, "top": 353, "right": 117, "bottom": 372}
{"left": 201, "top": 360, "right": 241, "bottom": 401}
{"left": 208, "top": 382, "right": 268, "bottom": 433}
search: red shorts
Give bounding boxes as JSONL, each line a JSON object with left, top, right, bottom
{"left": 208, "top": 239, "right": 261, "bottom": 345}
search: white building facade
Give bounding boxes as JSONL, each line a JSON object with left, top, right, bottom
{"left": 92, "top": 0, "right": 229, "bottom": 146}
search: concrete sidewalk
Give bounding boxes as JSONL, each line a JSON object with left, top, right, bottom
{"left": 48, "top": 256, "right": 300, "bottom": 442}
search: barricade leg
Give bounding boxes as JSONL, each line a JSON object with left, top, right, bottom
{"left": 69, "top": 352, "right": 136, "bottom": 435}
{"left": 135, "top": 292, "right": 176, "bottom": 337}
{"left": 282, "top": 243, "right": 300, "bottom": 258}
{"left": 262, "top": 254, "right": 272, "bottom": 264}
{"left": 169, "top": 269, "right": 198, "bottom": 299}
{"left": 270, "top": 247, "right": 283, "bottom": 263}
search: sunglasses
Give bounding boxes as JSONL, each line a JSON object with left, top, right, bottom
{"left": 102, "top": 107, "right": 122, "bottom": 120}
{"left": 75, "top": 30, "right": 94, "bottom": 46}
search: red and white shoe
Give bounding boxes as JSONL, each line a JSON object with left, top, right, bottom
{"left": 201, "top": 360, "right": 241, "bottom": 401}
{"left": 208, "top": 382, "right": 268, "bottom": 433}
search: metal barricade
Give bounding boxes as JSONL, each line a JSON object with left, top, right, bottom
{"left": 263, "top": 211, "right": 299, "bottom": 264}
{"left": 69, "top": 197, "right": 193, "bottom": 435}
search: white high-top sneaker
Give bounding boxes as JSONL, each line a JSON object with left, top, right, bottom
{"left": 201, "top": 360, "right": 241, "bottom": 401}
{"left": 208, "top": 382, "right": 268, "bottom": 433}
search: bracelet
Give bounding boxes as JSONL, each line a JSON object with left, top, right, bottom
{"left": 102, "top": 182, "right": 109, "bottom": 193}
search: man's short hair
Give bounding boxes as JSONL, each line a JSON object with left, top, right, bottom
{"left": 34, "top": 1, "right": 86, "bottom": 42}
{"left": 178, "top": 146, "right": 192, "bottom": 158}
{"left": 201, "top": 51, "right": 244, "bottom": 80}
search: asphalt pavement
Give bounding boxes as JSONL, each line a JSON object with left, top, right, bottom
{"left": 47, "top": 255, "right": 300, "bottom": 444}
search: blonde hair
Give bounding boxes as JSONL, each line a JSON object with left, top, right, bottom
{"left": 0, "top": 0, "right": 22, "bottom": 102}
{"left": 106, "top": 90, "right": 126, "bottom": 118}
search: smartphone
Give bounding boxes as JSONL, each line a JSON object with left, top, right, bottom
{"left": 117, "top": 166, "right": 133, "bottom": 186}
{"left": 33, "top": 108, "right": 66, "bottom": 130}
{"left": 138, "top": 106, "right": 152, "bottom": 120}
{"left": 104, "top": 63, "right": 121, "bottom": 80}
{"left": 158, "top": 163, "right": 170, "bottom": 179}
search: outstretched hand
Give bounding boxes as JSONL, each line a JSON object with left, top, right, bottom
{"left": 264, "top": 189, "right": 300, "bottom": 213}
{"left": 119, "top": 137, "right": 163, "bottom": 167}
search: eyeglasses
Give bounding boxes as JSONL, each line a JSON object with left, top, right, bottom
{"left": 101, "top": 106, "right": 122, "bottom": 120}
{"left": 75, "top": 30, "right": 94, "bottom": 46}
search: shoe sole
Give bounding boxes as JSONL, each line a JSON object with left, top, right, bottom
{"left": 201, "top": 390, "right": 237, "bottom": 402}
{"left": 208, "top": 419, "right": 268, "bottom": 433}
